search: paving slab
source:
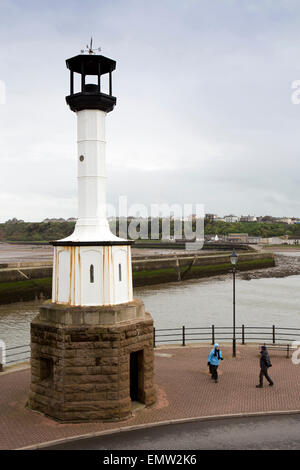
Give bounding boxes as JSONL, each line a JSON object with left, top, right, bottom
{"left": 0, "top": 344, "right": 299, "bottom": 449}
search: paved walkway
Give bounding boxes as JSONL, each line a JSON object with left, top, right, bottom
{"left": 0, "top": 344, "right": 300, "bottom": 449}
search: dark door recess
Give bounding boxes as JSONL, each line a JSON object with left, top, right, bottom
{"left": 130, "top": 350, "right": 144, "bottom": 402}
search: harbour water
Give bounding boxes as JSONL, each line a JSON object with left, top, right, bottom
{"left": 0, "top": 274, "right": 300, "bottom": 348}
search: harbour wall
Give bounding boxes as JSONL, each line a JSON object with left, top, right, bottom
{"left": 0, "top": 252, "right": 275, "bottom": 304}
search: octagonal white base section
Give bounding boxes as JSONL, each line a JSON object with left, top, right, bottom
{"left": 52, "top": 244, "right": 133, "bottom": 306}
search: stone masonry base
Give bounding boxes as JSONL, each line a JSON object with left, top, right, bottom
{"left": 28, "top": 299, "right": 156, "bottom": 422}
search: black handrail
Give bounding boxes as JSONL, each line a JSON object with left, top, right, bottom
{"left": 153, "top": 325, "right": 300, "bottom": 348}
{"left": 6, "top": 344, "right": 30, "bottom": 350}
{"left": 0, "top": 344, "right": 31, "bottom": 368}
{"left": 2, "top": 323, "right": 300, "bottom": 368}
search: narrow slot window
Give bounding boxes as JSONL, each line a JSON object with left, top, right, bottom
{"left": 90, "top": 264, "right": 94, "bottom": 283}
{"left": 119, "top": 263, "right": 122, "bottom": 282}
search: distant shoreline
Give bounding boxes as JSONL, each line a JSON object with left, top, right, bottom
{"left": 237, "top": 253, "right": 300, "bottom": 281}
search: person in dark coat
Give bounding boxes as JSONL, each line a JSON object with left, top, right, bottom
{"left": 256, "top": 345, "right": 274, "bottom": 388}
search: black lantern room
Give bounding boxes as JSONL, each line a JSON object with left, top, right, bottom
{"left": 65, "top": 54, "right": 117, "bottom": 113}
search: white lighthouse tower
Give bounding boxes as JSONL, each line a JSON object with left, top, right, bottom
{"left": 29, "top": 46, "right": 155, "bottom": 423}
{"left": 52, "top": 49, "right": 133, "bottom": 307}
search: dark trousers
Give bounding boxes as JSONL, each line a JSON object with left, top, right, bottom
{"left": 209, "top": 364, "right": 218, "bottom": 380}
{"left": 259, "top": 367, "right": 273, "bottom": 386}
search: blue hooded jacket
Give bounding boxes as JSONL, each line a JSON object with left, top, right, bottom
{"left": 208, "top": 343, "right": 223, "bottom": 366}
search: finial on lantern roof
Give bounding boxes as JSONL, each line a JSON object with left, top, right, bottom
{"left": 80, "top": 37, "right": 101, "bottom": 55}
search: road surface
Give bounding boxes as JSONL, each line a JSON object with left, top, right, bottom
{"left": 44, "top": 414, "right": 300, "bottom": 450}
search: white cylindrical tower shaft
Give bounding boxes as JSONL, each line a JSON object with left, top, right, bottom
{"left": 61, "top": 108, "right": 123, "bottom": 242}
{"left": 77, "top": 109, "right": 107, "bottom": 225}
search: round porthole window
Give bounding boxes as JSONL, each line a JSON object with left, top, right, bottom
{"left": 79, "top": 155, "right": 84, "bottom": 162}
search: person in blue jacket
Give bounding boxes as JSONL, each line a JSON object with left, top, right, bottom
{"left": 208, "top": 343, "right": 223, "bottom": 383}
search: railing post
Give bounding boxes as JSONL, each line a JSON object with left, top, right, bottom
{"left": 182, "top": 326, "right": 185, "bottom": 347}
{"left": 272, "top": 325, "right": 276, "bottom": 344}
{"left": 242, "top": 324, "right": 245, "bottom": 345}
{"left": 287, "top": 345, "right": 290, "bottom": 359}
{"left": 0, "top": 342, "right": 3, "bottom": 371}
{"left": 212, "top": 325, "right": 215, "bottom": 345}
{"left": 153, "top": 327, "right": 156, "bottom": 349}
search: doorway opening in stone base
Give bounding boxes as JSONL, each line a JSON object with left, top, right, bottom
{"left": 130, "top": 350, "right": 145, "bottom": 407}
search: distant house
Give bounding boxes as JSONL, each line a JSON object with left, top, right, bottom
{"left": 240, "top": 215, "right": 257, "bottom": 222}
{"left": 224, "top": 215, "right": 239, "bottom": 223}
{"left": 260, "top": 237, "right": 285, "bottom": 245}
{"left": 227, "top": 233, "right": 248, "bottom": 243}
{"left": 287, "top": 238, "right": 300, "bottom": 245}
{"left": 261, "top": 216, "right": 275, "bottom": 223}
{"left": 248, "top": 236, "right": 261, "bottom": 244}
{"left": 277, "top": 218, "right": 292, "bottom": 225}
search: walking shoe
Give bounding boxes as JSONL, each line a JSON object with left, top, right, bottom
{"left": 256, "top": 384, "right": 263, "bottom": 388}
{"left": 269, "top": 383, "right": 274, "bottom": 386}
{"left": 214, "top": 379, "right": 218, "bottom": 383}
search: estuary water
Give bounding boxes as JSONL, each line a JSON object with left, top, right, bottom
{"left": 0, "top": 273, "right": 300, "bottom": 348}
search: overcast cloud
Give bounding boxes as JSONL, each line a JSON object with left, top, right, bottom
{"left": 1, "top": 0, "right": 300, "bottom": 221}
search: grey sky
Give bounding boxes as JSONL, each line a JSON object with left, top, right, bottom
{"left": 1, "top": 0, "right": 300, "bottom": 221}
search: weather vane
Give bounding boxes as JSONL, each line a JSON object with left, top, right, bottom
{"left": 81, "top": 37, "right": 101, "bottom": 55}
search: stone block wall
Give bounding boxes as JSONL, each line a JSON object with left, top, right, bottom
{"left": 28, "top": 300, "right": 155, "bottom": 422}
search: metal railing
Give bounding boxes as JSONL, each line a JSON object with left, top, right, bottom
{"left": 153, "top": 325, "right": 300, "bottom": 349}
{"left": 5, "top": 344, "right": 30, "bottom": 365}
{"left": 1, "top": 324, "right": 300, "bottom": 369}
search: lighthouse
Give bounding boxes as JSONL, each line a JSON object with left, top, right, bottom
{"left": 51, "top": 50, "right": 133, "bottom": 306}
{"left": 28, "top": 46, "right": 155, "bottom": 422}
